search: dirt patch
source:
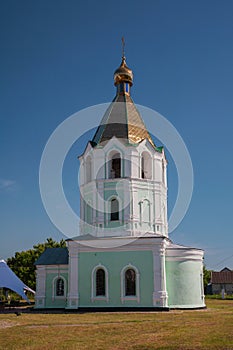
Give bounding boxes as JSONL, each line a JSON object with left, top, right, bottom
{"left": 0, "top": 320, "right": 18, "bottom": 329}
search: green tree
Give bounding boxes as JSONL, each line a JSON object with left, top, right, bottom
{"left": 7, "top": 238, "right": 66, "bottom": 290}
{"left": 203, "top": 265, "right": 211, "bottom": 290}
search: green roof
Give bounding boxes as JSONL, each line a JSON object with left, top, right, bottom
{"left": 34, "top": 247, "right": 68, "bottom": 265}
{"left": 156, "top": 146, "right": 163, "bottom": 153}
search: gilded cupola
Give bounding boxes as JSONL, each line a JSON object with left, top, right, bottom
{"left": 92, "top": 40, "right": 156, "bottom": 148}
{"left": 113, "top": 38, "right": 133, "bottom": 95}
{"left": 114, "top": 56, "right": 133, "bottom": 87}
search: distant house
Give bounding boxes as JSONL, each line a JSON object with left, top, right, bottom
{"left": 211, "top": 267, "right": 233, "bottom": 295}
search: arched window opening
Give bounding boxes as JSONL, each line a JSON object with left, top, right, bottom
{"left": 96, "top": 268, "right": 105, "bottom": 296}
{"left": 110, "top": 152, "right": 121, "bottom": 178}
{"left": 141, "top": 152, "right": 152, "bottom": 179}
{"left": 91, "top": 265, "right": 109, "bottom": 302}
{"left": 56, "top": 278, "right": 64, "bottom": 296}
{"left": 125, "top": 269, "right": 136, "bottom": 296}
{"left": 86, "top": 156, "right": 92, "bottom": 183}
{"left": 110, "top": 198, "right": 119, "bottom": 221}
{"left": 141, "top": 156, "right": 145, "bottom": 179}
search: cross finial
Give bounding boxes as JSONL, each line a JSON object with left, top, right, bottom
{"left": 122, "top": 37, "right": 125, "bottom": 58}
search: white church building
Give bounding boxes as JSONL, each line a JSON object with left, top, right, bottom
{"left": 35, "top": 51, "right": 205, "bottom": 310}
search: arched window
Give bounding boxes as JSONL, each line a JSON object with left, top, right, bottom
{"left": 110, "top": 152, "right": 121, "bottom": 178}
{"left": 86, "top": 156, "right": 92, "bottom": 183}
{"left": 141, "top": 155, "right": 145, "bottom": 179}
{"left": 91, "top": 265, "right": 109, "bottom": 302}
{"left": 110, "top": 198, "right": 119, "bottom": 221}
{"left": 96, "top": 268, "right": 105, "bottom": 296}
{"left": 56, "top": 278, "right": 64, "bottom": 296}
{"left": 141, "top": 152, "right": 152, "bottom": 179}
{"left": 125, "top": 269, "right": 136, "bottom": 296}
{"left": 120, "top": 265, "right": 140, "bottom": 303}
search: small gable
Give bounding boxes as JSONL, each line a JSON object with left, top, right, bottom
{"left": 221, "top": 267, "right": 231, "bottom": 272}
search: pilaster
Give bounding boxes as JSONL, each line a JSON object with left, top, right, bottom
{"left": 152, "top": 242, "right": 168, "bottom": 307}
{"left": 66, "top": 246, "right": 79, "bottom": 309}
{"left": 35, "top": 266, "right": 46, "bottom": 308}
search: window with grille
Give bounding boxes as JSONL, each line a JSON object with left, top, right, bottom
{"left": 56, "top": 278, "right": 64, "bottom": 296}
{"left": 125, "top": 269, "right": 136, "bottom": 296}
{"left": 96, "top": 268, "right": 105, "bottom": 296}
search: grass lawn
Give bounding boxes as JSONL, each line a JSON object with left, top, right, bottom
{"left": 0, "top": 299, "right": 232, "bottom": 350}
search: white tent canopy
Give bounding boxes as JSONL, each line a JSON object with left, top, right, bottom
{"left": 0, "top": 260, "right": 35, "bottom": 302}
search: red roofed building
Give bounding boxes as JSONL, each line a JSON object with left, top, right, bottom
{"left": 211, "top": 267, "right": 233, "bottom": 295}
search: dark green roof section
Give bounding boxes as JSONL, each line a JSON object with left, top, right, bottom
{"left": 34, "top": 247, "right": 68, "bottom": 265}
{"left": 155, "top": 146, "right": 163, "bottom": 153}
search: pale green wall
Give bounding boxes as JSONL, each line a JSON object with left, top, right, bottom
{"left": 42, "top": 253, "right": 205, "bottom": 309}
{"left": 82, "top": 172, "right": 156, "bottom": 233}
{"left": 78, "top": 250, "right": 154, "bottom": 307}
{"left": 83, "top": 181, "right": 126, "bottom": 232}
{"left": 166, "top": 260, "right": 205, "bottom": 308}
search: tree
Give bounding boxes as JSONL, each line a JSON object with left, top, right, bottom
{"left": 203, "top": 265, "right": 211, "bottom": 290}
{"left": 7, "top": 238, "right": 66, "bottom": 290}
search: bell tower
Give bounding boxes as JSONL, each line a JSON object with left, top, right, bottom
{"left": 78, "top": 46, "right": 168, "bottom": 239}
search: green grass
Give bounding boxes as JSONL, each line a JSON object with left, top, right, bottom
{"left": 205, "top": 294, "right": 233, "bottom": 300}
{"left": 0, "top": 299, "right": 232, "bottom": 349}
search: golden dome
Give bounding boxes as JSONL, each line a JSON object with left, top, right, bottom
{"left": 114, "top": 56, "right": 133, "bottom": 86}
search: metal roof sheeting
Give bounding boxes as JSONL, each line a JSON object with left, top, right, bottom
{"left": 34, "top": 247, "right": 68, "bottom": 265}
{"left": 211, "top": 269, "right": 233, "bottom": 284}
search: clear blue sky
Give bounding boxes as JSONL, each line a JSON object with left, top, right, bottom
{"left": 1, "top": 0, "right": 233, "bottom": 270}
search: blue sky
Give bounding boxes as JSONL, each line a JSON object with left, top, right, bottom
{"left": 1, "top": 0, "right": 233, "bottom": 270}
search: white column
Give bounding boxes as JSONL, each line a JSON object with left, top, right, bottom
{"left": 152, "top": 242, "right": 168, "bottom": 307}
{"left": 96, "top": 181, "right": 105, "bottom": 236}
{"left": 152, "top": 188, "right": 156, "bottom": 232}
{"left": 162, "top": 193, "right": 168, "bottom": 237}
{"left": 130, "top": 186, "right": 139, "bottom": 235}
{"left": 66, "top": 246, "right": 79, "bottom": 309}
{"left": 122, "top": 180, "right": 130, "bottom": 223}
{"left": 35, "top": 266, "right": 46, "bottom": 308}
{"left": 131, "top": 152, "right": 140, "bottom": 178}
